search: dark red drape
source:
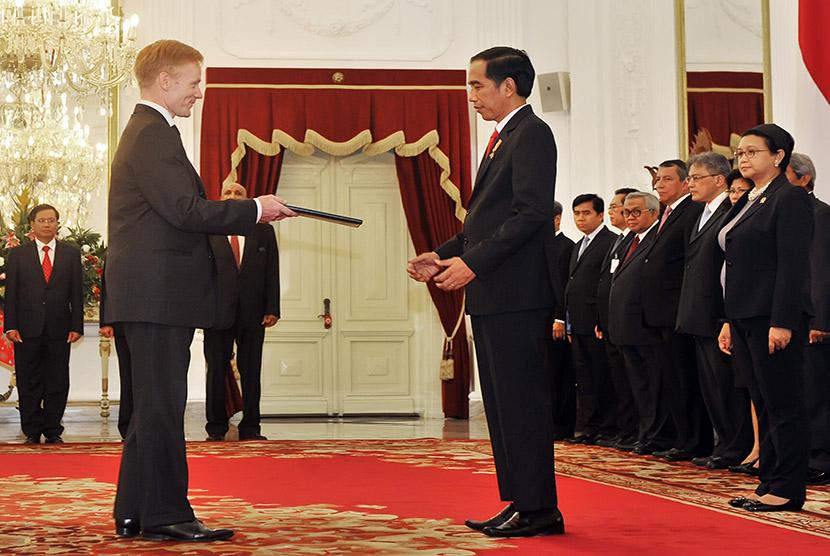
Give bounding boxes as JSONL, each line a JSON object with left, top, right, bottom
{"left": 200, "top": 68, "right": 472, "bottom": 418}
{"left": 687, "top": 72, "right": 764, "bottom": 148}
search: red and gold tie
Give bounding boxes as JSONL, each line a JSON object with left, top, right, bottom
{"left": 484, "top": 130, "right": 499, "bottom": 158}
{"left": 42, "top": 245, "right": 52, "bottom": 282}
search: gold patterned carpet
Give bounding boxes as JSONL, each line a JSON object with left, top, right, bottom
{"left": 0, "top": 439, "right": 828, "bottom": 555}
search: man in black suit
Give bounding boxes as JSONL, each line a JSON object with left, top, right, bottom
{"left": 4, "top": 204, "right": 83, "bottom": 445}
{"left": 105, "top": 40, "right": 295, "bottom": 542}
{"left": 204, "top": 182, "right": 280, "bottom": 442}
{"left": 408, "top": 47, "right": 562, "bottom": 538}
{"left": 642, "top": 160, "right": 711, "bottom": 462}
{"left": 596, "top": 188, "right": 640, "bottom": 449}
{"left": 563, "top": 194, "right": 618, "bottom": 445}
{"left": 608, "top": 192, "right": 675, "bottom": 455}
{"left": 677, "top": 153, "right": 753, "bottom": 470}
{"left": 786, "top": 152, "right": 830, "bottom": 486}
{"left": 545, "top": 201, "right": 576, "bottom": 441}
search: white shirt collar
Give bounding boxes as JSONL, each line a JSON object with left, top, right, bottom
{"left": 706, "top": 191, "right": 728, "bottom": 213}
{"left": 494, "top": 103, "right": 527, "bottom": 133}
{"left": 584, "top": 224, "right": 605, "bottom": 242}
{"left": 137, "top": 99, "right": 176, "bottom": 127}
{"left": 637, "top": 220, "right": 659, "bottom": 240}
{"left": 35, "top": 237, "right": 57, "bottom": 252}
{"left": 667, "top": 193, "right": 690, "bottom": 211}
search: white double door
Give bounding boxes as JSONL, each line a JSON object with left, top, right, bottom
{"left": 259, "top": 150, "right": 443, "bottom": 417}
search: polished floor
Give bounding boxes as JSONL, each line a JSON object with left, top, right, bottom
{"left": 0, "top": 402, "right": 490, "bottom": 444}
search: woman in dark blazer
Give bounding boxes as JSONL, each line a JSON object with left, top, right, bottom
{"left": 718, "top": 124, "right": 813, "bottom": 512}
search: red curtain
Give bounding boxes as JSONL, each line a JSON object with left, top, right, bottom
{"left": 687, "top": 72, "right": 764, "bottom": 147}
{"left": 200, "top": 68, "right": 472, "bottom": 418}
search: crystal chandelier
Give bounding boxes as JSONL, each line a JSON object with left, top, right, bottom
{"left": 0, "top": 0, "right": 138, "bottom": 227}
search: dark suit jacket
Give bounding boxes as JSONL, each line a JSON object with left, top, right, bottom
{"left": 596, "top": 230, "right": 633, "bottom": 334}
{"left": 4, "top": 240, "right": 83, "bottom": 339}
{"left": 721, "top": 173, "right": 813, "bottom": 329}
{"left": 809, "top": 195, "right": 830, "bottom": 331}
{"left": 607, "top": 225, "right": 659, "bottom": 346}
{"left": 435, "top": 105, "right": 556, "bottom": 316}
{"left": 676, "top": 196, "right": 733, "bottom": 337}
{"left": 548, "top": 232, "right": 575, "bottom": 322}
{"left": 209, "top": 223, "right": 280, "bottom": 330}
{"left": 105, "top": 104, "right": 258, "bottom": 328}
{"left": 565, "top": 226, "right": 617, "bottom": 335}
{"left": 641, "top": 196, "right": 703, "bottom": 328}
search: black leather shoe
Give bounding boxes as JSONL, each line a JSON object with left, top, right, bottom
{"left": 563, "top": 435, "right": 584, "bottom": 444}
{"left": 728, "top": 458, "right": 759, "bottom": 475}
{"left": 807, "top": 468, "right": 830, "bottom": 485}
{"left": 743, "top": 499, "right": 804, "bottom": 512}
{"left": 24, "top": 435, "right": 41, "bottom": 444}
{"left": 239, "top": 433, "right": 268, "bottom": 441}
{"left": 706, "top": 456, "right": 741, "bottom": 470}
{"left": 580, "top": 433, "right": 599, "bottom": 446}
{"left": 691, "top": 456, "right": 712, "bottom": 467}
{"left": 614, "top": 436, "right": 639, "bottom": 452}
{"left": 596, "top": 435, "right": 621, "bottom": 448}
{"left": 141, "top": 519, "right": 233, "bottom": 542}
{"left": 483, "top": 508, "right": 565, "bottom": 538}
{"left": 663, "top": 449, "right": 694, "bottom": 462}
{"left": 115, "top": 517, "right": 140, "bottom": 537}
{"left": 45, "top": 435, "right": 64, "bottom": 444}
{"left": 206, "top": 433, "right": 224, "bottom": 441}
{"left": 465, "top": 503, "right": 516, "bottom": 531}
{"left": 634, "top": 442, "right": 661, "bottom": 455}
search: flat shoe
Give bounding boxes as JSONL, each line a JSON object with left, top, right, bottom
{"left": 743, "top": 499, "right": 803, "bottom": 512}
{"left": 728, "top": 497, "right": 758, "bottom": 508}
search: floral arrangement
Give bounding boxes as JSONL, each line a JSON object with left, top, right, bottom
{"left": 0, "top": 190, "right": 106, "bottom": 309}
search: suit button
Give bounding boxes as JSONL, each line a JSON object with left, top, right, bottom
{"left": 726, "top": 261, "right": 732, "bottom": 266}
{"left": 644, "top": 258, "right": 649, "bottom": 263}
{"left": 463, "top": 238, "right": 469, "bottom": 245}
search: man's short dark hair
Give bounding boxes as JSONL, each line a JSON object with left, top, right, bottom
{"left": 29, "top": 204, "right": 60, "bottom": 223}
{"left": 659, "top": 159, "right": 689, "bottom": 182}
{"left": 572, "top": 193, "right": 604, "bottom": 214}
{"left": 553, "top": 200, "right": 563, "bottom": 218}
{"left": 614, "top": 187, "right": 639, "bottom": 197}
{"left": 471, "top": 46, "right": 535, "bottom": 98}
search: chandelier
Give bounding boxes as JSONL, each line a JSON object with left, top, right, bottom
{"left": 0, "top": 0, "right": 138, "bottom": 227}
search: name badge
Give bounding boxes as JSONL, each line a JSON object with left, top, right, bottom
{"left": 610, "top": 255, "right": 620, "bottom": 273}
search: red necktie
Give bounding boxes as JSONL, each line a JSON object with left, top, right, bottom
{"left": 484, "top": 130, "right": 499, "bottom": 158}
{"left": 42, "top": 245, "right": 52, "bottom": 282}
{"left": 622, "top": 235, "right": 640, "bottom": 265}
{"left": 230, "top": 236, "right": 241, "bottom": 268}
{"left": 657, "top": 205, "right": 673, "bottom": 232}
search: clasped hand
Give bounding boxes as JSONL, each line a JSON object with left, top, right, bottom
{"left": 407, "top": 252, "right": 475, "bottom": 291}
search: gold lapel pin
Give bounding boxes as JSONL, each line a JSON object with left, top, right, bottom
{"left": 489, "top": 139, "right": 502, "bottom": 159}
{"left": 760, "top": 197, "right": 766, "bottom": 203}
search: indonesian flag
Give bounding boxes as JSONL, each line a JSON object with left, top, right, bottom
{"left": 796, "top": 0, "right": 830, "bottom": 198}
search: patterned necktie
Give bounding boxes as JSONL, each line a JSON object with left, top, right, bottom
{"left": 42, "top": 245, "right": 52, "bottom": 282}
{"left": 230, "top": 235, "right": 241, "bottom": 268}
{"left": 622, "top": 235, "right": 640, "bottom": 265}
{"left": 578, "top": 236, "right": 590, "bottom": 260}
{"left": 658, "top": 205, "right": 673, "bottom": 232}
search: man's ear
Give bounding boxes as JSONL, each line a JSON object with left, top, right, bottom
{"left": 158, "top": 71, "right": 171, "bottom": 91}
{"left": 501, "top": 77, "right": 517, "bottom": 97}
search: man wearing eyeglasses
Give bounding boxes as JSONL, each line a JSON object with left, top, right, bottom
{"left": 677, "top": 153, "right": 753, "bottom": 470}
{"left": 641, "top": 160, "right": 711, "bottom": 463}
{"left": 608, "top": 192, "right": 674, "bottom": 455}
{"left": 3, "top": 204, "right": 84, "bottom": 445}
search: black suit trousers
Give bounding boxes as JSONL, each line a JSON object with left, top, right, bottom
{"left": 693, "top": 336, "right": 753, "bottom": 460}
{"left": 570, "top": 333, "right": 617, "bottom": 437}
{"left": 542, "top": 325, "right": 575, "bottom": 437}
{"left": 620, "top": 341, "right": 674, "bottom": 448}
{"left": 730, "top": 316, "right": 810, "bottom": 501}
{"left": 114, "top": 331, "right": 133, "bottom": 440}
{"left": 114, "top": 322, "right": 195, "bottom": 527}
{"left": 13, "top": 336, "right": 70, "bottom": 437}
{"left": 605, "top": 338, "right": 638, "bottom": 438}
{"left": 804, "top": 341, "right": 830, "bottom": 471}
{"left": 204, "top": 315, "right": 266, "bottom": 437}
{"left": 471, "top": 309, "right": 558, "bottom": 512}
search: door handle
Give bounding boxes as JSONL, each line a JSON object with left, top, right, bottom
{"left": 317, "top": 298, "right": 332, "bottom": 329}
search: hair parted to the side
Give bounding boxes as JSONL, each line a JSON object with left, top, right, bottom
{"left": 29, "top": 203, "right": 60, "bottom": 223}
{"left": 572, "top": 193, "right": 604, "bottom": 214}
{"left": 134, "top": 39, "right": 204, "bottom": 89}
{"left": 470, "top": 46, "right": 535, "bottom": 98}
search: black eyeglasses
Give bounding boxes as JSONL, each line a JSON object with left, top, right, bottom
{"left": 733, "top": 148, "right": 772, "bottom": 160}
{"left": 727, "top": 188, "right": 750, "bottom": 195}
{"left": 621, "top": 208, "right": 655, "bottom": 218}
{"left": 685, "top": 174, "right": 716, "bottom": 183}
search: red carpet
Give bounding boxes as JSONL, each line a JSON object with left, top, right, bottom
{"left": 0, "top": 439, "right": 827, "bottom": 554}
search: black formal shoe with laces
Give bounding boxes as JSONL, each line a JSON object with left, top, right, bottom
{"left": 743, "top": 499, "right": 804, "bottom": 512}
{"left": 24, "top": 435, "right": 41, "bottom": 444}
{"left": 706, "top": 456, "right": 741, "bottom": 470}
{"left": 634, "top": 442, "right": 662, "bottom": 455}
{"left": 45, "top": 435, "right": 64, "bottom": 444}
{"left": 728, "top": 497, "right": 758, "bottom": 508}
{"left": 239, "top": 433, "right": 268, "bottom": 441}
{"left": 483, "top": 508, "right": 565, "bottom": 538}
{"left": 691, "top": 455, "right": 712, "bottom": 467}
{"left": 206, "top": 433, "right": 224, "bottom": 441}
{"left": 662, "top": 448, "right": 694, "bottom": 462}
{"left": 141, "top": 519, "right": 233, "bottom": 542}
{"left": 465, "top": 503, "right": 516, "bottom": 531}
{"left": 115, "top": 517, "right": 141, "bottom": 538}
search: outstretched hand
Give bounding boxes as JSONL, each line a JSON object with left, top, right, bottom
{"left": 407, "top": 252, "right": 442, "bottom": 283}
{"left": 257, "top": 195, "right": 298, "bottom": 222}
